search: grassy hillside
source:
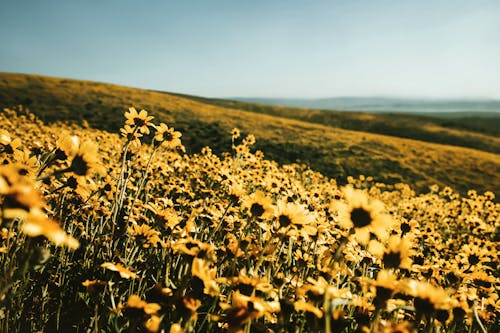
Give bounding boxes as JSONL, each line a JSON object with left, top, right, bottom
{"left": 1, "top": 72, "right": 499, "bottom": 196}
{"left": 168, "top": 92, "right": 500, "bottom": 148}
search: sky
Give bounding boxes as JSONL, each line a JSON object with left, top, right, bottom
{"left": 1, "top": 0, "right": 499, "bottom": 99}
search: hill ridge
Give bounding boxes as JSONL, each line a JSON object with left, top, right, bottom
{"left": 0, "top": 72, "right": 498, "bottom": 196}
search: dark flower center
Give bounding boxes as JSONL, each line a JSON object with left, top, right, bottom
{"left": 70, "top": 155, "right": 89, "bottom": 176}
{"left": 467, "top": 254, "right": 480, "bottom": 265}
{"left": 163, "top": 132, "right": 174, "bottom": 141}
{"left": 414, "top": 297, "right": 435, "bottom": 315}
{"left": 133, "top": 117, "right": 146, "bottom": 127}
{"left": 54, "top": 148, "right": 68, "bottom": 161}
{"left": 279, "top": 214, "right": 292, "bottom": 228}
{"left": 401, "top": 222, "right": 411, "bottom": 235}
{"left": 383, "top": 251, "right": 402, "bottom": 269}
{"left": 250, "top": 203, "right": 265, "bottom": 217}
{"left": 374, "top": 286, "right": 393, "bottom": 307}
{"left": 351, "top": 207, "right": 372, "bottom": 228}
{"left": 66, "top": 176, "right": 78, "bottom": 189}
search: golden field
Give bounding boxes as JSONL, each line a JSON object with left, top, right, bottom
{"left": 0, "top": 104, "right": 498, "bottom": 332}
{"left": 0, "top": 73, "right": 499, "bottom": 197}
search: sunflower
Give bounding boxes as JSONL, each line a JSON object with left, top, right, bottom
{"left": 124, "top": 295, "right": 162, "bottom": 333}
{"left": 168, "top": 323, "right": 184, "bottom": 333}
{"left": 191, "top": 257, "right": 220, "bottom": 297}
{"left": 127, "top": 224, "right": 163, "bottom": 248}
{"left": 241, "top": 190, "right": 274, "bottom": 220}
{"left": 154, "top": 123, "right": 182, "bottom": 150}
{"left": 220, "top": 291, "right": 275, "bottom": 332}
{"left": 81, "top": 279, "right": 107, "bottom": 294}
{"left": 376, "top": 321, "right": 415, "bottom": 333}
{"left": 12, "top": 149, "right": 38, "bottom": 177}
{"left": 230, "top": 128, "right": 240, "bottom": 139}
{"left": 1, "top": 164, "right": 44, "bottom": 218}
{"left": 120, "top": 124, "right": 143, "bottom": 146}
{"left": 124, "top": 107, "right": 154, "bottom": 134}
{"left": 275, "top": 200, "right": 314, "bottom": 230}
{"left": 334, "top": 186, "right": 393, "bottom": 244}
{"left": 125, "top": 295, "right": 161, "bottom": 315}
{"left": 101, "top": 262, "right": 138, "bottom": 279}
{"left": 293, "top": 300, "right": 323, "bottom": 318}
{"left": 54, "top": 133, "right": 79, "bottom": 161}
{"left": 228, "top": 269, "right": 274, "bottom": 296}
{"left": 144, "top": 315, "right": 162, "bottom": 333}
{"left": 67, "top": 140, "right": 104, "bottom": 177}
{"left": 381, "top": 235, "right": 414, "bottom": 270}
{"left": 400, "top": 279, "right": 452, "bottom": 318}
{"left": 457, "top": 243, "right": 490, "bottom": 270}
{"left": 171, "top": 238, "right": 217, "bottom": 260}
{"left": 369, "top": 270, "right": 399, "bottom": 308}
{"left": 22, "top": 208, "right": 80, "bottom": 249}
{"left": 0, "top": 129, "right": 22, "bottom": 155}
{"left": 147, "top": 204, "right": 183, "bottom": 230}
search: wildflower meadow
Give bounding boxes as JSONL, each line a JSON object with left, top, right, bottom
{"left": 0, "top": 106, "right": 498, "bottom": 333}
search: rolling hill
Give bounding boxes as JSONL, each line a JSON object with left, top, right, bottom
{"left": 0, "top": 72, "right": 499, "bottom": 196}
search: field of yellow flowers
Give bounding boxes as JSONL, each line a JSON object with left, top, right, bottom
{"left": 0, "top": 105, "right": 498, "bottom": 333}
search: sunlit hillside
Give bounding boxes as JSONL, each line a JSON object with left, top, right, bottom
{"left": 0, "top": 73, "right": 499, "bottom": 197}
{"left": 0, "top": 106, "right": 498, "bottom": 332}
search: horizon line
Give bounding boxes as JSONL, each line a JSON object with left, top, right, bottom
{"left": 2, "top": 71, "right": 500, "bottom": 102}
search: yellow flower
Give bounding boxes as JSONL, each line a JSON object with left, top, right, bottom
{"left": 335, "top": 186, "right": 393, "bottom": 244}
{"left": 220, "top": 291, "right": 271, "bottom": 330}
{"left": 124, "top": 107, "right": 154, "bottom": 134}
{"left": 171, "top": 238, "right": 216, "bottom": 260}
{"left": 242, "top": 134, "right": 256, "bottom": 146}
{"left": 191, "top": 257, "right": 220, "bottom": 297}
{"left": 180, "top": 296, "right": 201, "bottom": 320}
{"left": 368, "top": 270, "right": 399, "bottom": 308}
{"left": 231, "top": 128, "right": 240, "bottom": 139}
{"left": 144, "top": 315, "right": 162, "bottom": 333}
{"left": 275, "top": 200, "right": 314, "bottom": 229}
{"left": 55, "top": 133, "right": 79, "bottom": 160}
{"left": 241, "top": 190, "right": 274, "bottom": 219}
{"left": 154, "top": 123, "right": 182, "bottom": 149}
{"left": 82, "top": 279, "right": 107, "bottom": 294}
{"left": 228, "top": 270, "right": 275, "bottom": 295}
{"left": 400, "top": 279, "right": 452, "bottom": 316}
{"left": 13, "top": 149, "right": 38, "bottom": 176}
{"left": 101, "top": 262, "right": 138, "bottom": 279}
{"left": 127, "top": 224, "right": 162, "bottom": 248}
{"left": 124, "top": 295, "right": 162, "bottom": 332}
{"left": 0, "top": 129, "right": 22, "bottom": 154}
{"left": 22, "top": 208, "right": 80, "bottom": 249}
{"left": 294, "top": 300, "right": 323, "bottom": 318}
{"left": 0, "top": 164, "right": 44, "bottom": 218}
{"left": 131, "top": 297, "right": 161, "bottom": 315}
{"left": 382, "top": 235, "right": 414, "bottom": 270}
{"left": 120, "top": 124, "right": 143, "bottom": 145}
{"left": 68, "top": 140, "right": 104, "bottom": 177}
{"left": 169, "top": 323, "right": 184, "bottom": 333}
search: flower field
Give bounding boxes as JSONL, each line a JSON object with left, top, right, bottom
{"left": 0, "top": 106, "right": 498, "bottom": 332}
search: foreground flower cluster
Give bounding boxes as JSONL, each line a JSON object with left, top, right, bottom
{"left": 0, "top": 106, "right": 498, "bottom": 333}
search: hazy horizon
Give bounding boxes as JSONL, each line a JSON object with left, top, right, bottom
{"left": 1, "top": 1, "right": 499, "bottom": 99}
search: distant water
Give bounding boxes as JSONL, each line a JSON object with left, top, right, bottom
{"left": 234, "top": 97, "right": 500, "bottom": 116}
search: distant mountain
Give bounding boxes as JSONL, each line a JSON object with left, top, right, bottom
{"left": 232, "top": 97, "right": 500, "bottom": 116}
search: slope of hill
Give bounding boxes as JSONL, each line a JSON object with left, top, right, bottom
{"left": 1, "top": 72, "right": 499, "bottom": 196}
{"left": 233, "top": 96, "right": 500, "bottom": 134}
{"left": 168, "top": 93, "right": 500, "bottom": 148}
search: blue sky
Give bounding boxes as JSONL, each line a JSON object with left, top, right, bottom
{"left": 1, "top": 0, "right": 499, "bottom": 98}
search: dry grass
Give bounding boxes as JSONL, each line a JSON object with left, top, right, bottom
{"left": 0, "top": 73, "right": 499, "bottom": 196}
